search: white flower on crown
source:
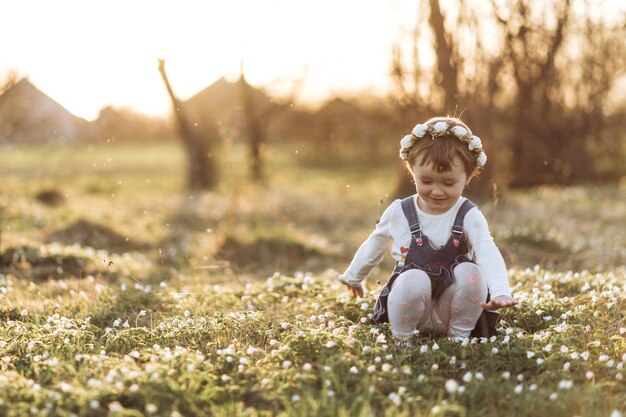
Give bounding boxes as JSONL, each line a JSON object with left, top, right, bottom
{"left": 400, "top": 148, "right": 409, "bottom": 159}
{"left": 412, "top": 124, "right": 428, "bottom": 138}
{"left": 469, "top": 136, "right": 482, "bottom": 150}
{"left": 477, "top": 152, "right": 487, "bottom": 167}
{"left": 400, "top": 135, "right": 415, "bottom": 149}
{"left": 433, "top": 121, "right": 448, "bottom": 134}
{"left": 451, "top": 126, "right": 469, "bottom": 138}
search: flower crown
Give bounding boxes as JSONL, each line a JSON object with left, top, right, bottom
{"left": 399, "top": 120, "right": 487, "bottom": 167}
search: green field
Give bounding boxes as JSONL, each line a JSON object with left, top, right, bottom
{"left": 0, "top": 142, "right": 624, "bottom": 416}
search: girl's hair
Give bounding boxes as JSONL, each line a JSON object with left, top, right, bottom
{"left": 405, "top": 117, "right": 481, "bottom": 181}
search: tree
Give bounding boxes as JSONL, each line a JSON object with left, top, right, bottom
{"left": 492, "top": 0, "right": 626, "bottom": 185}
{"left": 158, "top": 59, "right": 218, "bottom": 190}
{"left": 390, "top": 0, "right": 500, "bottom": 198}
{"left": 390, "top": 0, "right": 626, "bottom": 191}
{"left": 238, "top": 61, "right": 299, "bottom": 182}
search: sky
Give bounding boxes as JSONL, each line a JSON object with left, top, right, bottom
{"left": 1, "top": 0, "right": 417, "bottom": 120}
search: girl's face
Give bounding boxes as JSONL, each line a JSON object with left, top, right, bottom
{"left": 412, "top": 156, "right": 468, "bottom": 215}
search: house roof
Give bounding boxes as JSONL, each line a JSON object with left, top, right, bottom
{"left": 0, "top": 78, "right": 87, "bottom": 142}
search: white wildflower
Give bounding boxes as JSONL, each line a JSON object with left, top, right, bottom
{"left": 58, "top": 382, "right": 72, "bottom": 392}
{"left": 388, "top": 392, "right": 402, "bottom": 406}
{"left": 109, "top": 401, "right": 124, "bottom": 412}
{"left": 558, "top": 379, "right": 573, "bottom": 390}
{"left": 451, "top": 126, "right": 468, "bottom": 138}
{"left": 476, "top": 152, "right": 487, "bottom": 167}
{"left": 445, "top": 379, "right": 459, "bottom": 393}
{"left": 433, "top": 121, "right": 448, "bottom": 134}
{"left": 412, "top": 124, "right": 428, "bottom": 137}
{"left": 468, "top": 135, "right": 482, "bottom": 150}
{"left": 514, "top": 384, "right": 523, "bottom": 394}
{"left": 400, "top": 135, "right": 415, "bottom": 149}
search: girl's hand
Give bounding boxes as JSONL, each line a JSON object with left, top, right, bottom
{"left": 335, "top": 274, "right": 364, "bottom": 298}
{"left": 481, "top": 295, "right": 518, "bottom": 310}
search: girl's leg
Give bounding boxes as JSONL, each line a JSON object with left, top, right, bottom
{"left": 387, "top": 269, "right": 432, "bottom": 338}
{"left": 432, "top": 263, "right": 487, "bottom": 339}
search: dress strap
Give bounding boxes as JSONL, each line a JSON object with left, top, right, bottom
{"left": 400, "top": 196, "right": 424, "bottom": 246}
{"left": 450, "top": 199, "right": 476, "bottom": 247}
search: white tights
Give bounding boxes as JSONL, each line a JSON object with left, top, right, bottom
{"left": 387, "top": 263, "right": 487, "bottom": 339}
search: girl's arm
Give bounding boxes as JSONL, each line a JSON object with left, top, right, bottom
{"left": 464, "top": 208, "right": 515, "bottom": 303}
{"left": 338, "top": 200, "right": 398, "bottom": 288}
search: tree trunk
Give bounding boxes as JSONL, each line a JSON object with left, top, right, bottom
{"left": 158, "top": 59, "right": 217, "bottom": 190}
{"left": 239, "top": 73, "right": 265, "bottom": 182}
{"left": 429, "top": 0, "right": 459, "bottom": 113}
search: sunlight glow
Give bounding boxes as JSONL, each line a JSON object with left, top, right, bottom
{"left": 1, "top": 0, "right": 412, "bottom": 120}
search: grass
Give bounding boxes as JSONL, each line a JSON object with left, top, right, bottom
{"left": 0, "top": 141, "right": 625, "bottom": 416}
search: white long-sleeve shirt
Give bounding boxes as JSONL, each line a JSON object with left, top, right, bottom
{"left": 341, "top": 195, "right": 512, "bottom": 298}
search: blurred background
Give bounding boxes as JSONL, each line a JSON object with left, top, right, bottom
{"left": 1, "top": 0, "right": 626, "bottom": 285}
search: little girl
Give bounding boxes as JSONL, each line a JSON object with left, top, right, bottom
{"left": 336, "top": 117, "right": 517, "bottom": 341}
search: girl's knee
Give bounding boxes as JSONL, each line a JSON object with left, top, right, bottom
{"left": 390, "top": 270, "right": 431, "bottom": 301}
{"left": 453, "top": 263, "right": 487, "bottom": 293}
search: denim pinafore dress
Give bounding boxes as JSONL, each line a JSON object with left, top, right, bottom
{"left": 371, "top": 196, "right": 499, "bottom": 338}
